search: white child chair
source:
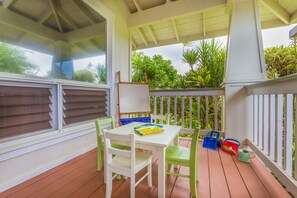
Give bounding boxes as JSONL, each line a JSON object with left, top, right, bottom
{"left": 103, "top": 131, "right": 152, "bottom": 198}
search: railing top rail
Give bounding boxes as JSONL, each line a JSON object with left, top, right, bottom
{"left": 149, "top": 88, "right": 224, "bottom": 96}
{"left": 245, "top": 73, "right": 297, "bottom": 95}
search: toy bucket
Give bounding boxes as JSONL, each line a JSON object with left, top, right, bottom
{"left": 203, "top": 131, "right": 220, "bottom": 150}
{"left": 222, "top": 138, "right": 240, "bottom": 155}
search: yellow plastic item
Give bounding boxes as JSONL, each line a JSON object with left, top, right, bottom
{"left": 134, "top": 124, "right": 164, "bottom": 136}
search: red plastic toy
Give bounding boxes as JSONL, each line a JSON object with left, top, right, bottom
{"left": 222, "top": 138, "right": 240, "bottom": 155}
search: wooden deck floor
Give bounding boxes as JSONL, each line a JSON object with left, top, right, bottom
{"left": 0, "top": 140, "right": 291, "bottom": 198}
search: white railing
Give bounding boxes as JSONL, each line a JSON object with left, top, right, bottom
{"left": 246, "top": 73, "right": 297, "bottom": 196}
{"left": 149, "top": 88, "right": 225, "bottom": 135}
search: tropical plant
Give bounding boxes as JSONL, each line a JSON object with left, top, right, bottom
{"left": 183, "top": 39, "right": 226, "bottom": 88}
{"left": 132, "top": 52, "right": 182, "bottom": 89}
{"left": 265, "top": 37, "right": 297, "bottom": 79}
{"left": 74, "top": 69, "right": 95, "bottom": 82}
{"left": 182, "top": 49, "right": 199, "bottom": 71}
{"left": 0, "top": 42, "right": 37, "bottom": 75}
{"left": 265, "top": 45, "right": 297, "bottom": 78}
{"left": 95, "top": 63, "right": 106, "bottom": 84}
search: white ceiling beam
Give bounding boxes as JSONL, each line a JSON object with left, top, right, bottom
{"left": 290, "top": 11, "right": 297, "bottom": 24}
{"left": 132, "top": 0, "right": 142, "bottom": 12}
{"left": 136, "top": 29, "right": 228, "bottom": 49}
{"left": 89, "top": 39, "right": 99, "bottom": 49}
{"left": 38, "top": 9, "right": 52, "bottom": 24}
{"left": 49, "top": 0, "right": 63, "bottom": 32}
{"left": 171, "top": 19, "right": 179, "bottom": 42}
{"left": 146, "top": 25, "right": 158, "bottom": 45}
{"left": 128, "top": 0, "right": 225, "bottom": 27}
{"left": 131, "top": 36, "right": 137, "bottom": 49}
{"left": 225, "top": 0, "right": 232, "bottom": 15}
{"left": 261, "top": 0, "right": 290, "bottom": 25}
{"left": 2, "top": 0, "right": 17, "bottom": 8}
{"left": 116, "top": 0, "right": 130, "bottom": 16}
{"left": 72, "top": 42, "right": 88, "bottom": 54}
{"left": 65, "top": 22, "right": 105, "bottom": 43}
{"left": 56, "top": 7, "right": 79, "bottom": 30}
{"left": 87, "top": 40, "right": 106, "bottom": 55}
{"left": 136, "top": 27, "right": 148, "bottom": 47}
{"left": 131, "top": 42, "right": 136, "bottom": 49}
{"left": 0, "top": 7, "right": 62, "bottom": 41}
{"left": 71, "top": 0, "right": 96, "bottom": 25}
{"left": 202, "top": 12, "right": 206, "bottom": 37}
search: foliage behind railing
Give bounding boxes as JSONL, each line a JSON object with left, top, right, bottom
{"left": 149, "top": 88, "right": 225, "bottom": 134}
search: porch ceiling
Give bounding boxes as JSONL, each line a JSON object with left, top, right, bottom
{"left": 118, "top": 0, "right": 297, "bottom": 50}
{"left": 0, "top": 0, "right": 106, "bottom": 59}
{"left": 0, "top": 0, "right": 296, "bottom": 54}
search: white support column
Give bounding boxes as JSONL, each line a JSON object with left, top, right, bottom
{"left": 223, "top": 0, "right": 266, "bottom": 144}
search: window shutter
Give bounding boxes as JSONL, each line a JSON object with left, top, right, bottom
{"left": 0, "top": 86, "right": 52, "bottom": 139}
{"left": 63, "top": 89, "right": 107, "bottom": 125}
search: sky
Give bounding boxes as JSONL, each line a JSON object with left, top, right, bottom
{"left": 22, "top": 24, "right": 297, "bottom": 77}
{"left": 138, "top": 24, "right": 297, "bottom": 75}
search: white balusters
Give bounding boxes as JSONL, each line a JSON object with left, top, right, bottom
{"left": 263, "top": 95, "right": 269, "bottom": 154}
{"left": 182, "top": 96, "right": 185, "bottom": 128}
{"left": 214, "top": 95, "right": 218, "bottom": 130}
{"left": 149, "top": 89, "right": 224, "bottom": 132}
{"left": 205, "top": 96, "right": 209, "bottom": 130}
{"left": 284, "top": 94, "right": 293, "bottom": 176}
{"left": 189, "top": 96, "right": 192, "bottom": 129}
{"left": 197, "top": 96, "right": 200, "bottom": 125}
{"left": 269, "top": 95, "right": 275, "bottom": 160}
{"left": 276, "top": 94, "right": 283, "bottom": 168}
{"left": 174, "top": 96, "right": 177, "bottom": 125}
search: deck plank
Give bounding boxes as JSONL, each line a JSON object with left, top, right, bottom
{"left": 69, "top": 171, "right": 104, "bottom": 198}
{"left": 1, "top": 141, "right": 292, "bottom": 198}
{"left": 28, "top": 157, "right": 97, "bottom": 198}
{"left": 233, "top": 155, "right": 271, "bottom": 198}
{"left": 208, "top": 149, "right": 230, "bottom": 198}
{"left": 47, "top": 162, "right": 99, "bottom": 197}
{"left": 5, "top": 152, "right": 96, "bottom": 198}
{"left": 0, "top": 149, "right": 96, "bottom": 198}
{"left": 88, "top": 177, "right": 125, "bottom": 198}
{"left": 219, "top": 150, "right": 250, "bottom": 198}
{"left": 249, "top": 156, "right": 291, "bottom": 198}
{"left": 197, "top": 142, "right": 210, "bottom": 198}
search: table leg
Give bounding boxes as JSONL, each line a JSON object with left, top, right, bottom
{"left": 174, "top": 134, "right": 179, "bottom": 145}
{"left": 158, "top": 147, "right": 166, "bottom": 198}
{"left": 174, "top": 134, "right": 179, "bottom": 169}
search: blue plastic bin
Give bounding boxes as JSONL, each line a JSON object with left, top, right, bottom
{"left": 202, "top": 130, "right": 220, "bottom": 150}
{"left": 120, "top": 117, "right": 151, "bottom": 125}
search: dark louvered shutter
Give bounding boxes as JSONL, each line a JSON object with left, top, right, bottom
{"left": 63, "top": 89, "right": 107, "bottom": 125}
{"left": 0, "top": 86, "right": 52, "bottom": 139}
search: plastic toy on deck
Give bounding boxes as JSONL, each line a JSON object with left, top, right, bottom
{"left": 221, "top": 138, "right": 240, "bottom": 155}
{"left": 202, "top": 130, "right": 220, "bottom": 150}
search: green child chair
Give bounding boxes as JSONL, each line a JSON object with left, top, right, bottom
{"left": 95, "top": 117, "right": 115, "bottom": 172}
{"left": 165, "top": 124, "right": 200, "bottom": 197}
